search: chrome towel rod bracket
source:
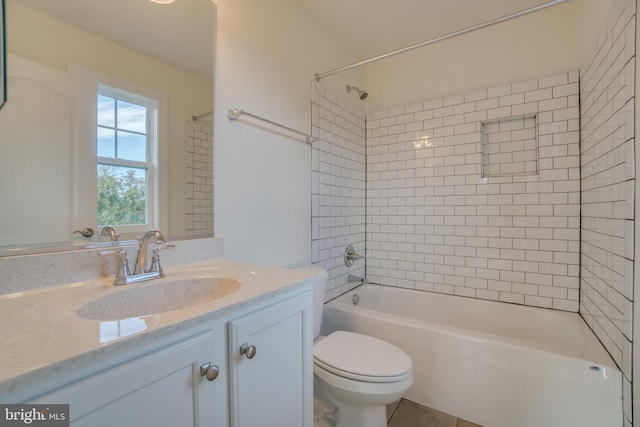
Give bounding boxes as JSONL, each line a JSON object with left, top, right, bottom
{"left": 227, "top": 109, "right": 318, "bottom": 144}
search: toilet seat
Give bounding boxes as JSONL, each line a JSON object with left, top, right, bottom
{"left": 313, "top": 331, "right": 412, "bottom": 383}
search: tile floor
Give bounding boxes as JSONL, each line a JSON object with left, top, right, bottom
{"left": 387, "top": 399, "right": 482, "bottom": 427}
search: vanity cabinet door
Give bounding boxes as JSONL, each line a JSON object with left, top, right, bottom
{"left": 228, "top": 291, "right": 313, "bottom": 427}
{"left": 33, "top": 331, "right": 226, "bottom": 427}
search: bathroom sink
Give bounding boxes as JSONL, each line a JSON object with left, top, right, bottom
{"left": 77, "top": 277, "right": 241, "bottom": 320}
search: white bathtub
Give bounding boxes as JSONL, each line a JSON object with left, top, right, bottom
{"left": 321, "top": 284, "right": 622, "bottom": 427}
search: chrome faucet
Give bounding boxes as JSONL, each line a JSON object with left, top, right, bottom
{"left": 100, "top": 229, "right": 173, "bottom": 285}
{"left": 134, "top": 230, "right": 165, "bottom": 275}
{"left": 99, "top": 226, "right": 120, "bottom": 242}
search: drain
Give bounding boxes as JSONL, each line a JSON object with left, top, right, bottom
{"left": 589, "top": 366, "right": 603, "bottom": 372}
{"left": 352, "top": 294, "right": 360, "bottom": 305}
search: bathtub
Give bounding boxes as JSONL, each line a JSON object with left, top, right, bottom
{"left": 321, "top": 284, "right": 622, "bottom": 427}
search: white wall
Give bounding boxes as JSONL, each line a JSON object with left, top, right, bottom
{"left": 213, "top": 0, "right": 364, "bottom": 267}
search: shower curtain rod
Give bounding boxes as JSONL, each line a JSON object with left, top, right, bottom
{"left": 227, "top": 109, "right": 319, "bottom": 144}
{"left": 192, "top": 111, "right": 213, "bottom": 121}
{"left": 314, "top": 0, "right": 568, "bottom": 81}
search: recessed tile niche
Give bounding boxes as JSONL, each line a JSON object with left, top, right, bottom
{"left": 481, "top": 114, "right": 538, "bottom": 178}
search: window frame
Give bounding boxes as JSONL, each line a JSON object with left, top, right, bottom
{"left": 69, "top": 64, "right": 168, "bottom": 240}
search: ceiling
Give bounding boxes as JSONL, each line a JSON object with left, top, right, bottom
{"left": 295, "top": 0, "right": 567, "bottom": 60}
{"left": 17, "top": 0, "right": 215, "bottom": 80}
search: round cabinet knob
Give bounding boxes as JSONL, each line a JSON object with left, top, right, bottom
{"left": 199, "top": 363, "right": 219, "bottom": 382}
{"left": 239, "top": 343, "right": 257, "bottom": 359}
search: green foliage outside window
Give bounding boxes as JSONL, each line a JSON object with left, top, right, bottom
{"left": 98, "top": 165, "right": 146, "bottom": 226}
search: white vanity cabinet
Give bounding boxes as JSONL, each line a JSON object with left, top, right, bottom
{"left": 228, "top": 291, "right": 313, "bottom": 427}
{"left": 33, "top": 331, "right": 227, "bottom": 427}
{"left": 26, "top": 286, "right": 313, "bottom": 427}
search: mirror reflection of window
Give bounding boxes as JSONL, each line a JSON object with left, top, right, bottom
{"left": 97, "top": 87, "right": 159, "bottom": 233}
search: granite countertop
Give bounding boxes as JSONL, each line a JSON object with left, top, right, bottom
{"left": 0, "top": 258, "right": 324, "bottom": 401}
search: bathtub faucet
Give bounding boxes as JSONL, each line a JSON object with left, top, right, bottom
{"left": 348, "top": 274, "right": 366, "bottom": 284}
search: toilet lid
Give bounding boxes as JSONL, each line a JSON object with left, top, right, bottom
{"left": 313, "top": 331, "right": 412, "bottom": 381}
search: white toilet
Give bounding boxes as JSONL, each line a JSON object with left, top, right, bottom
{"left": 312, "top": 275, "right": 413, "bottom": 427}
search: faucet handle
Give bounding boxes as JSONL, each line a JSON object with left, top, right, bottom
{"left": 344, "top": 244, "right": 365, "bottom": 267}
{"left": 149, "top": 244, "right": 175, "bottom": 275}
{"left": 99, "top": 250, "right": 132, "bottom": 285}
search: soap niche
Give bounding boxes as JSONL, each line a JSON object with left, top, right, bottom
{"left": 481, "top": 114, "right": 538, "bottom": 179}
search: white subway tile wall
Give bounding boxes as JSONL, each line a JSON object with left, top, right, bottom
{"left": 366, "top": 70, "right": 581, "bottom": 311}
{"left": 311, "top": 83, "right": 367, "bottom": 301}
{"left": 580, "top": 0, "right": 635, "bottom": 424}
{"left": 186, "top": 120, "right": 214, "bottom": 236}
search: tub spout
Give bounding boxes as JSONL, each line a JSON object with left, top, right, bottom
{"left": 348, "top": 274, "right": 366, "bottom": 284}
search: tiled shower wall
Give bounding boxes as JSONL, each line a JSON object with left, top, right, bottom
{"left": 311, "top": 83, "right": 367, "bottom": 301}
{"left": 579, "top": 0, "right": 636, "bottom": 424}
{"left": 186, "top": 120, "right": 214, "bottom": 237}
{"left": 366, "top": 72, "right": 581, "bottom": 311}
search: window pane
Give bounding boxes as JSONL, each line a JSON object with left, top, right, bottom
{"left": 97, "top": 164, "right": 147, "bottom": 226}
{"left": 97, "top": 95, "right": 115, "bottom": 127}
{"left": 97, "top": 127, "right": 116, "bottom": 158}
{"left": 117, "top": 100, "right": 147, "bottom": 133}
{"left": 117, "top": 131, "right": 146, "bottom": 161}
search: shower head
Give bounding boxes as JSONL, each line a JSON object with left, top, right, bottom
{"left": 346, "top": 85, "right": 368, "bottom": 100}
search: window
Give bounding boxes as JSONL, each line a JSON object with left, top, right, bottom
{"left": 97, "top": 87, "right": 158, "bottom": 234}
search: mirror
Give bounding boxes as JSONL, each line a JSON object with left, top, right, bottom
{"left": 0, "top": 0, "right": 215, "bottom": 255}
